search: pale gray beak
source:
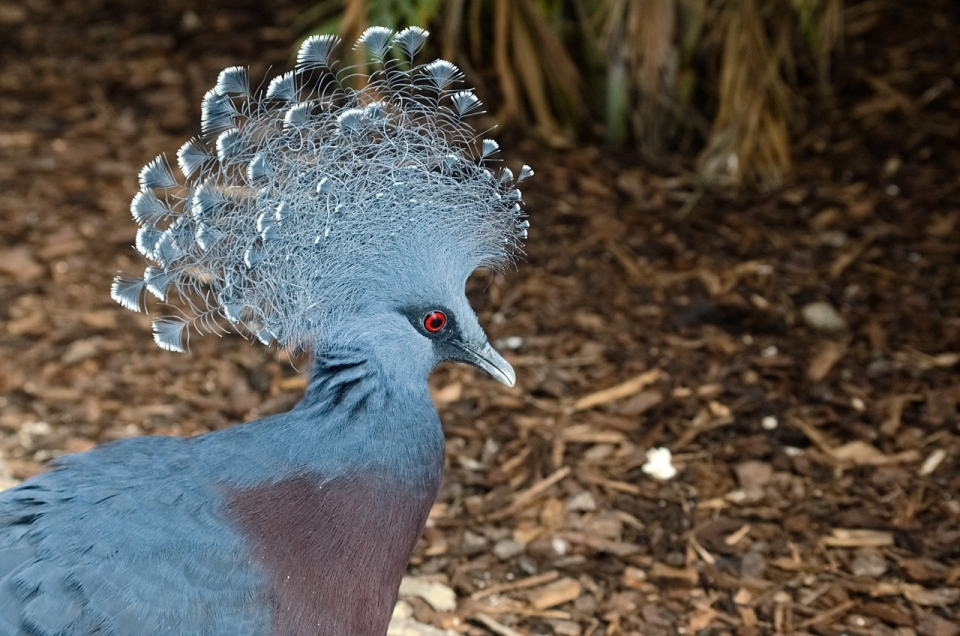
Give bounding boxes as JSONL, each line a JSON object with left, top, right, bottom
{"left": 451, "top": 340, "right": 516, "bottom": 387}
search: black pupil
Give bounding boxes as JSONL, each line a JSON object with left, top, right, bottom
{"left": 427, "top": 313, "right": 444, "bottom": 330}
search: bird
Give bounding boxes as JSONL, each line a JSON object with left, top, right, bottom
{"left": 0, "top": 26, "right": 531, "bottom": 635}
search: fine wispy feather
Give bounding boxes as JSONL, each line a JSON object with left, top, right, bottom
{"left": 112, "top": 26, "right": 532, "bottom": 354}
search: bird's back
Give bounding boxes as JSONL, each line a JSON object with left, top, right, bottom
{"left": 0, "top": 436, "right": 269, "bottom": 635}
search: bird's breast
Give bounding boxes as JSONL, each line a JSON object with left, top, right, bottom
{"left": 228, "top": 470, "right": 439, "bottom": 636}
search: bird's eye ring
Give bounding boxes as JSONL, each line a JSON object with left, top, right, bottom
{"left": 423, "top": 311, "right": 447, "bottom": 333}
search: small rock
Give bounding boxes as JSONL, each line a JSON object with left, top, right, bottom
{"left": 398, "top": 577, "right": 456, "bottom": 612}
{"left": 641, "top": 447, "right": 676, "bottom": 480}
{"left": 549, "top": 620, "right": 582, "bottom": 636}
{"left": 851, "top": 547, "right": 888, "bottom": 577}
{"left": 740, "top": 550, "right": 767, "bottom": 578}
{"left": 801, "top": 301, "right": 846, "bottom": 331}
{"left": 388, "top": 601, "right": 458, "bottom": 636}
{"left": 492, "top": 539, "right": 526, "bottom": 560}
{"left": 460, "top": 530, "right": 487, "bottom": 556}
{"left": 735, "top": 461, "right": 773, "bottom": 489}
{"left": 18, "top": 420, "right": 52, "bottom": 450}
{"left": 565, "top": 491, "right": 596, "bottom": 512}
{"left": 584, "top": 512, "right": 623, "bottom": 540}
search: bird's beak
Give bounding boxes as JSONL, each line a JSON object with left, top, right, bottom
{"left": 453, "top": 340, "right": 516, "bottom": 387}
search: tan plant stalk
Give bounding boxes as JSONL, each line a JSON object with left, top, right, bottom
{"left": 697, "top": 0, "right": 791, "bottom": 188}
{"left": 494, "top": 0, "right": 523, "bottom": 123}
{"left": 629, "top": 0, "right": 678, "bottom": 148}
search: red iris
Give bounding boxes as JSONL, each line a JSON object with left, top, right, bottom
{"left": 423, "top": 311, "right": 447, "bottom": 333}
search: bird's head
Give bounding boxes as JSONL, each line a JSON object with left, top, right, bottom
{"left": 111, "top": 26, "right": 530, "bottom": 381}
{"left": 320, "top": 243, "right": 514, "bottom": 386}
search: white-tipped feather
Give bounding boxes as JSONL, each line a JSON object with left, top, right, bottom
{"left": 215, "top": 66, "right": 249, "bottom": 96}
{"left": 135, "top": 225, "right": 163, "bottom": 259}
{"left": 110, "top": 276, "right": 145, "bottom": 312}
{"left": 297, "top": 34, "right": 340, "bottom": 70}
{"left": 152, "top": 318, "right": 186, "bottom": 353}
{"left": 215, "top": 128, "right": 245, "bottom": 163}
{"left": 451, "top": 91, "right": 482, "bottom": 117}
{"left": 200, "top": 89, "right": 236, "bottom": 134}
{"left": 130, "top": 191, "right": 170, "bottom": 224}
{"left": 393, "top": 26, "right": 429, "bottom": 58}
{"left": 176, "top": 139, "right": 212, "bottom": 178}
{"left": 423, "top": 60, "right": 461, "bottom": 90}
{"left": 357, "top": 26, "right": 393, "bottom": 61}
{"left": 480, "top": 139, "right": 499, "bottom": 159}
{"left": 139, "top": 157, "right": 177, "bottom": 189}
{"left": 266, "top": 72, "right": 296, "bottom": 102}
{"left": 284, "top": 103, "right": 313, "bottom": 128}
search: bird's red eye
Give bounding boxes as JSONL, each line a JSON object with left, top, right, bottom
{"left": 423, "top": 311, "right": 447, "bottom": 333}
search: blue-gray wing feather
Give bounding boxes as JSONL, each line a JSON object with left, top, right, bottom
{"left": 0, "top": 437, "right": 269, "bottom": 635}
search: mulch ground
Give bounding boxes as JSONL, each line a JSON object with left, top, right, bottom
{"left": 0, "top": 1, "right": 958, "bottom": 635}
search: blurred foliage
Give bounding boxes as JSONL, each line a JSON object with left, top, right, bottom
{"left": 298, "top": 0, "right": 843, "bottom": 190}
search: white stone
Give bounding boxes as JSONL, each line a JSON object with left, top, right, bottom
{"left": 398, "top": 577, "right": 457, "bottom": 612}
{"left": 642, "top": 447, "right": 677, "bottom": 480}
{"left": 801, "top": 301, "right": 846, "bottom": 331}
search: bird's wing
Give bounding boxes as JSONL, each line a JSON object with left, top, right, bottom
{"left": 0, "top": 437, "right": 269, "bottom": 636}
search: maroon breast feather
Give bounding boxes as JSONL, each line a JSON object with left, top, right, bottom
{"left": 229, "top": 472, "right": 438, "bottom": 636}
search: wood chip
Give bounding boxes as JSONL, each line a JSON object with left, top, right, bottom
{"left": 797, "top": 599, "right": 857, "bottom": 629}
{"left": 471, "top": 601, "right": 570, "bottom": 620}
{"left": 724, "top": 524, "right": 752, "bottom": 546}
{"left": 738, "top": 605, "right": 758, "bottom": 627}
{"left": 688, "top": 536, "right": 716, "bottom": 565}
{"left": 528, "top": 577, "right": 581, "bottom": 610}
{"left": 471, "top": 571, "right": 559, "bottom": 600}
{"left": 573, "top": 369, "right": 661, "bottom": 410}
{"left": 872, "top": 582, "right": 960, "bottom": 606}
{"left": 919, "top": 448, "right": 947, "bottom": 476}
{"left": 807, "top": 341, "right": 847, "bottom": 382}
{"left": 398, "top": 577, "right": 457, "bottom": 612}
{"left": 880, "top": 393, "right": 924, "bottom": 435}
{"left": 830, "top": 440, "right": 920, "bottom": 466}
{"left": 278, "top": 376, "right": 308, "bottom": 391}
{"left": 578, "top": 470, "right": 641, "bottom": 495}
{"left": 472, "top": 613, "right": 525, "bottom": 636}
{"left": 822, "top": 529, "right": 894, "bottom": 548}
{"left": 560, "top": 532, "right": 641, "bottom": 557}
{"left": 483, "top": 466, "right": 571, "bottom": 521}
{"left": 649, "top": 562, "right": 699, "bottom": 585}
{"left": 430, "top": 381, "right": 462, "bottom": 405}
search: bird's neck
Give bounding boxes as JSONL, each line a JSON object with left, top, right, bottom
{"left": 288, "top": 346, "right": 443, "bottom": 487}
{"left": 227, "top": 350, "right": 445, "bottom": 635}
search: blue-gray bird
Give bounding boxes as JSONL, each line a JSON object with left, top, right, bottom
{"left": 0, "top": 26, "right": 530, "bottom": 635}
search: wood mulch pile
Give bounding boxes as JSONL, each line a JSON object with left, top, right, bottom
{"left": 0, "top": 1, "right": 957, "bottom": 635}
